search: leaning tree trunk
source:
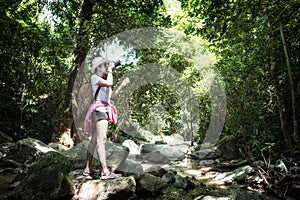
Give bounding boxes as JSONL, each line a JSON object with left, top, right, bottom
{"left": 279, "top": 21, "right": 299, "bottom": 144}
{"left": 57, "top": 0, "right": 96, "bottom": 144}
{"left": 262, "top": 3, "right": 292, "bottom": 149}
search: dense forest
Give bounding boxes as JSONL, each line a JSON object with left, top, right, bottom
{"left": 0, "top": 0, "right": 299, "bottom": 199}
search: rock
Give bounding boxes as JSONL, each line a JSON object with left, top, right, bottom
{"left": 161, "top": 171, "right": 176, "bottom": 183}
{"left": 62, "top": 140, "right": 95, "bottom": 169}
{"left": 0, "top": 131, "right": 14, "bottom": 143}
{"left": 12, "top": 151, "right": 72, "bottom": 182}
{"left": 10, "top": 151, "right": 74, "bottom": 200}
{"left": 122, "top": 140, "right": 140, "bottom": 153}
{"left": 191, "top": 148, "right": 217, "bottom": 160}
{"left": 199, "top": 159, "right": 217, "bottom": 167}
{"left": 142, "top": 151, "right": 170, "bottom": 164}
{"left": 141, "top": 144, "right": 164, "bottom": 153}
{"left": 144, "top": 165, "right": 167, "bottom": 177}
{"left": 159, "top": 145, "right": 187, "bottom": 161}
{"left": 26, "top": 151, "right": 72, "bottom": 175}
{"left": 105, "top": 141, "right": 130, "bottom": 171}
{"left": 122, "top": 122, "right": 156, "bottom": 142}
{"left": 162, "top": 134, "right": 185, "bottom": 145}
{"left": 48, "top": 142, "right": 70, "bottom": 152}
{"left": 213, "top": 165, "right": 255, "bottom": 185}
{"left": 122, "top": 139, "right": 143, "bottom": 161}
{"left": 290, "top": 166, "right": 300, "bottom": 175}
{"left": 216, "top": 136, "right": 241, "bottom": 160}
{"left": 136, "top": 172, "right": 164, "bottom": 197}
{"left": 5, "top": 138, "right": 56, "bottom": 164}
{"left": 74, "top": 176, "right": 136, "bottom": 200}
{"left": 141, "top": 144, "right": 187, "bottom": 161}
{"left": 0, "top": 142, "right": 15, "bottom": 156}
{"left": 198, "top": 189, "right": 266, "bottom": 200}
{"left": 116, "top": 158, "right": 144, "bottom": 176}
{"left": 63, "top": 140, "right": 129, "bottom": 171}
{"left": 173, "top": 174, "right": 195, "bottom": 189}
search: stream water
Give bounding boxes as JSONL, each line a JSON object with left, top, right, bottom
{"left": 168, "top": 158, "right": 283, "bottom": 200}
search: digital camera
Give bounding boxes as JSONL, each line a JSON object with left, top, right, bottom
{"left": 113, "top": 60, "right": 122, "bottom": 69}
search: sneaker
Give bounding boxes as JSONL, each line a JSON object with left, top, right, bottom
{"left": 101, "top": 172, "right": 122, "bottom": 180}
{"left": 82, "top": 171, "right": 91, "bottom": 176}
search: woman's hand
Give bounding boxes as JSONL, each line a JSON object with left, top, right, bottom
{"left": 111, "top": 77, "right": 130, "bottom": 99}
{"left": 107, "top": 62, "right": 115, "bottom": 72}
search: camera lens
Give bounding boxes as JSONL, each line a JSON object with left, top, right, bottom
{"left": 113, "top": 60, "right": 122, "bottom": 68}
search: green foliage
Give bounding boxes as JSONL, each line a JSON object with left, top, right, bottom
{"left": 0, "top": 0, "right": 74, "bottom": 142}
{"left": 0, "top": 0, "right": 171, "bottom": 143}
{"left": 130, "top": 83, "right": 181, "bottom": 135}
{"left": 181, "top": 0, "right": 300, "bottom": 156}
{"left": 2, "top": 0, "right": 298, "bottom": 160}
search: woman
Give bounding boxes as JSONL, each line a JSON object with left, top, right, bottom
{"left": 83, "top": 57, "right": 130, "bottom": 179}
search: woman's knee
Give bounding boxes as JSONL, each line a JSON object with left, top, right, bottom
{"left": 96, "top": 132, "right": 107, "bottom": 144}
{"left": 98, "top": 137, "right": 107, "bottom": 144}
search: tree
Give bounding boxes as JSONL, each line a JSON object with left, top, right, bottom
{"left": 51, "top": 0, "right": 168, "bottom": 141}
{"left": 0, "top": 0, "right": 73, "bottom": 142}
{"left": 180, "top": 0, "right": 300, "bottom": 154}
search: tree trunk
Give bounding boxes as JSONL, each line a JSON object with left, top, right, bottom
{"left": 262, "top": 3, "right": 292, "bottom": 149}
{"left": 56, "top": 0, "right": 96, "bottom": 143}
{"left": 279, "top": 21, "right": 299, "bottom": 144}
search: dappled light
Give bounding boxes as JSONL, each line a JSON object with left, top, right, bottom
{"left": 0, "top": 0, "right": 299, "bottom": 199}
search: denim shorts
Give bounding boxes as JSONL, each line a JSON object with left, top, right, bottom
{"left": 92, "top": 110, "right": 108, "bottom": 122}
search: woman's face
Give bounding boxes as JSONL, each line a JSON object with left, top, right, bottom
{"left": 97, "top": 63, "right": 109, "bottom": 74}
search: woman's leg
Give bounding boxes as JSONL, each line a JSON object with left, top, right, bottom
{"left": 95, "top": 119, "right": 109, "bottom": 174}
{"left": 83, "top": 131, "right": 97, "bottom": 174}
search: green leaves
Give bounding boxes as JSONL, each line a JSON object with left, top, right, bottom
{"left": 180, "top": 0, "right": 300, "bottom": 155}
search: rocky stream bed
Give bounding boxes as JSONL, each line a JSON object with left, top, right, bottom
{"left": 0, "top": 135, "right": 299, "bottom": 200}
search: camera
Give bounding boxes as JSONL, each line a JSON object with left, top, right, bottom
{"left": 113, "top": 60, "right": 122, "bottom": 69}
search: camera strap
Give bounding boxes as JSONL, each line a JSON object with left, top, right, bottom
{"left": 94, "top": 85, "right": 101, "bottom": 101}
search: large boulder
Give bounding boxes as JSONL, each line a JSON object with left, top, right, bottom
{"left": 191, "top": 148, "right": 217, "bottom": 160}
{"left": 142, "top": 151, "right": 170, "bottom": 164}
{"left": 10, "top": 151, "right": 74, "bottom": 200}
{"left": 136, "top": 172, "right": 164, "bottom": 197}
{"left": 173, "top": 174, "right": 195, "bottom": 189}
{"left": 48, "top": 142, "right": 70, "bottom": 152}
{"left": 116, "top": 158, "right": 144, "bottom": 176}
{"left": 216, "top": 136, "right": 241, "bottom": 160}
{"left": 73, "top": 176, "right": 136, "bottom": 200}
{"left": 63, "top": 140, "right": 129, "bottom": 171}
{"left": 5, "top": 138, "right": 56, "bottom": 164}
{"left": 141, "top": 143, "right": 188, "bottom": 162}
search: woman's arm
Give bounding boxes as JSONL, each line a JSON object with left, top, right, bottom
{"left": 111, "top": 77, "right": 130, "bottom": 99}
{"left": 97, "top": 62, "right": 114, "bottom": 87}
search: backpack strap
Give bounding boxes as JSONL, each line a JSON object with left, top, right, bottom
{"left": 94, "top": 85, "right": 101, "bottom": 100}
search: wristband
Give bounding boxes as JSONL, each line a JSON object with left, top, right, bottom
{"left": 107, "top": 70, "right": 112, "bottom": 73}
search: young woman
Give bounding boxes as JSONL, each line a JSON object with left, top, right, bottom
{"left": 83, "top": 57, "right": 130, "bottom": 179}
